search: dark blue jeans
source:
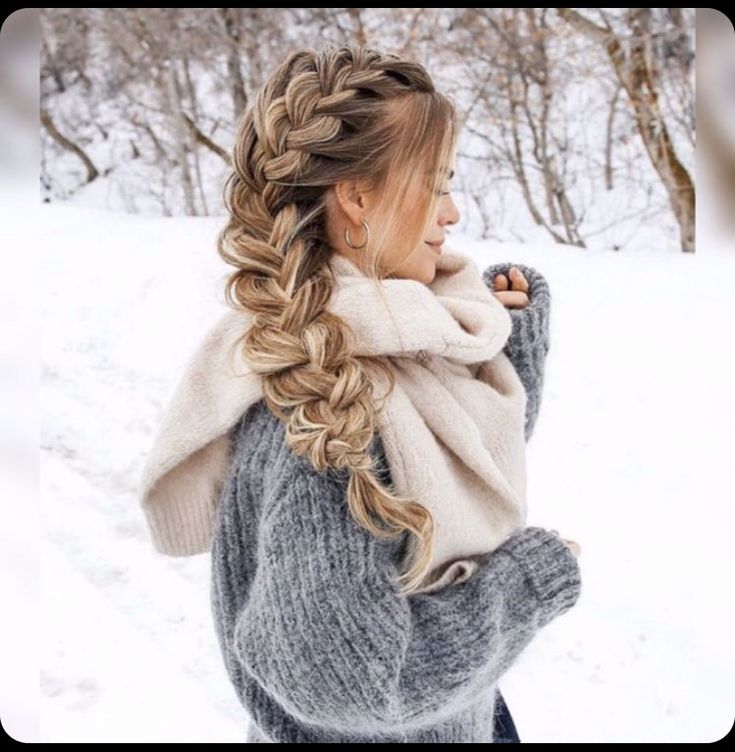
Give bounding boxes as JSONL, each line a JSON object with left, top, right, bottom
{"left": 493, "top": 688, "right": 521, "bottom": 743}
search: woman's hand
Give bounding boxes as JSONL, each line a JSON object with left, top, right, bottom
{"left": 491, "top": 266, "right": 530, "bottom": 310}
{"left": 550, "top": 529, "right": 582, "bottom": 558}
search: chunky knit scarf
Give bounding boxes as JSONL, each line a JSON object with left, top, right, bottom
{"left": 138, "top": 247, "right": 528, "bottom": 593}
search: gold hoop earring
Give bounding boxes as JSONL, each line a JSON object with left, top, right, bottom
{"left": 344, "top": 219, "right": 370, "bottom": 250}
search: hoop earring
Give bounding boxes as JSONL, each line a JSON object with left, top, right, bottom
{"left": 344, "top": 219, "right": 370, "bottom": 250}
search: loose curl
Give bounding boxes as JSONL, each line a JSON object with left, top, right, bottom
{"left": 217, "top": 41, "right": 459, "bottom": 596}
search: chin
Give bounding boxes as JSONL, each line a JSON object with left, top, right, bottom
{"left": 416, "top": 259, "right": 437, "bottom": 285}
{"left": 391, "top": 249, "right": 439, "bottom": 284}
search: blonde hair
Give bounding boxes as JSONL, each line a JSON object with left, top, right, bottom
{"left": 217, "top": 41, "right": 459, "bottom": 596}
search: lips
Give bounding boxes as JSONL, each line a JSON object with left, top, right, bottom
{"left": 425, "top": 240, "right": 443, "bottom": 254}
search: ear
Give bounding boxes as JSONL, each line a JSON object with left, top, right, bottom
{"left": 333, "top": 177, "right": 375, "bottom": 224}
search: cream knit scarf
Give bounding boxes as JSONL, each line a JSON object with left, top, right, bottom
{"left": 138, "top": 247, "right": 528, "bottom": 594}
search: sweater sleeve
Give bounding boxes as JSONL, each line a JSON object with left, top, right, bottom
{"left": 230, "top": 440, "right": 581, "bottom": 737}
{"left": 481, "top": 261, "right": 552, "bottom": 442}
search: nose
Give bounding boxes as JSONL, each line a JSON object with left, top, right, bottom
{"left": 439, "top": 195, "right": 460, "bottom": 228}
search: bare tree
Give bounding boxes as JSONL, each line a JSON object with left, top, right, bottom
{"left": 446, "top": 8, "right": 586, "bottom": 246}
{"left": 40, "top": 107, "right": 100, "bottom": 184}
{"left": 39, "top": 7, "right": 695, "bottom": 252}
{"left": 556, "top": 8, "right": 694, "bottom": 252}
{"left": 217, "top": 8, "right": 249, "bottom": 120}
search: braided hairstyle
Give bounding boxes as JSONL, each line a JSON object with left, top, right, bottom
{"left": 217, "top": 41, "right": 459, "bottom": 595}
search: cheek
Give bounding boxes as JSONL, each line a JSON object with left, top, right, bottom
{"left": 388, "top": 246, "right": 437, "bottom": 283}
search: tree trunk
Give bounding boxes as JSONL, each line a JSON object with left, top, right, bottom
{"left": 557, "top": 7, "right": 695, "bottom": 252}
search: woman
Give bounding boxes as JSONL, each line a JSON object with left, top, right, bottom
{"left": 181, "top": 41, "right": 582, "bottom": 743}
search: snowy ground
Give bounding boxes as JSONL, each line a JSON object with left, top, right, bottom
{"left": 34, "top": 202, "right": 734, "bottom": 742}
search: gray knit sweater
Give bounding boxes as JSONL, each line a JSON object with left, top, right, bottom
{"left": 209, "top": 262, "right": 580, "bottom": 743}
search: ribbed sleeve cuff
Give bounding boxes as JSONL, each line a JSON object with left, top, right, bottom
{"left": 481, "top": 261, "right": 551, "bottom": 355}
{"left": 481, "top": 261, "right": 551, "bottom": 442}
{"left": 497, "top": 526, "right": 581, "bottom": 624}
{"left": 143, "top": 494, "right": 215, "bottom": 557}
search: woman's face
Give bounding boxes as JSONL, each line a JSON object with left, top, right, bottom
{"left": 328, "top": 166, "right": 460, "bottom": 285}
{"left": 384, "top": 170, "right": 460, "bottom": 285}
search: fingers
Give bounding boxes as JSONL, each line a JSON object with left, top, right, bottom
{"left": 549, "top": 529, "right": 581, "bottom": 558}
{"left": 564, "top": 540, "right": 581, "bottom": 558}
{"left": 492, "top": 289, "right": 529, "bottom": 309}
{"left": 492, "top": 267, "right": 530, "bottom": 308}
{"left": 508, "top": 267, "right": 529, "bottom": 293}
{"left": 493, "top": 267, "right": 529, "bottom": 294}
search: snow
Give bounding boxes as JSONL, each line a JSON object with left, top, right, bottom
{"left": 31, "top": 201, "right": 735, "bottom": 742}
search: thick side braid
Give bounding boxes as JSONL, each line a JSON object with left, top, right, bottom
{"left": 216, "top": 42, "right": 459, "bottom": 594}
